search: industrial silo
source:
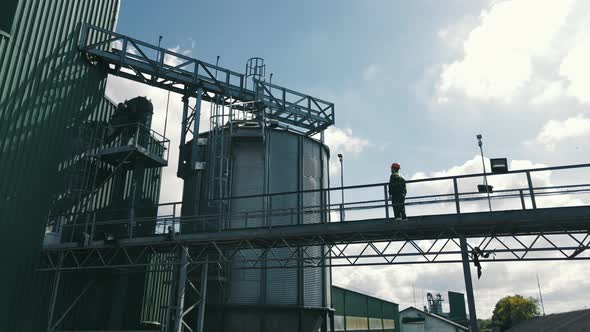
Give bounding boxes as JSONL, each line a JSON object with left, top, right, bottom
{"left": 182, "top": 122, "right": 332, "bottom": 332}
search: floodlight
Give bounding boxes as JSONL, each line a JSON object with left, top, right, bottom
{"left": 490, "top": 158, "right": 508, "bottom": 173}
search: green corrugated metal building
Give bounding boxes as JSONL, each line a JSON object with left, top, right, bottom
{"left": 332, "top": 286, "right": 400, "bottom": 332}
{"left": 0, "top": 1, "right": 127, "bottom": 330}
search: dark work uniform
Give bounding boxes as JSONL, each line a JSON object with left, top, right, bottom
{"left": 388, "top": 172, "right": 407, "bottom": 219}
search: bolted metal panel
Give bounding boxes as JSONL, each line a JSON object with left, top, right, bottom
{"left": 141, "top": 252, "right": 176, "bottom": 325}
{"left": 268, "top": 130, "right": 298, "bottom": 226}
{"left": 229, "top": 250, "right": 263, "bottom": 304}
{"left": 344, "top": 291, "right": 369, "bottom": 317}
{"left": 0, "top": 0, "right": 120, "bottom": 330}
{"left": 227, "top": 128, "right": 330, "bottom": 308}
{"left": 448, "top": 291, "right": 467, "bottom": 323}
{"left": 230, "top": 141, "right": 265, "bottom": 228}
{"left": 266, "top": 248, "right": 298, "bottom": 305}
{"left": 368, "top": 297, "right": 382, "bottom": 318}
{"left": 302, "top": 138, "right": 323, "bottom": 224}
{"left": 304, "top": 246, "right": 324, "bottom": 306}
{"left": 332, "top": 286, "right": 401, "bottom": 332}
{"left": 381, "top": 302, "right": 396, "bottom": 319}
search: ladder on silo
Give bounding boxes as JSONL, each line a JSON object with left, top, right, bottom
{"left": 48, "top": 121, "right": 107, "bottom": 242}
{"left": 207, "top": 96, "right": 233, "bottom": 207}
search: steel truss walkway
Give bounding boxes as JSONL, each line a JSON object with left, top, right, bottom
{"left": 41, "top": 163, "right": 590, "bottom": 271}
{"left": 40, "top": 164, "right": 590, "bottom": 332}
{"left": 51, "top": 25, "right": 589, "bottom": 332}
{"left": 41, "top": 205, "right": 590, "bottom": 271}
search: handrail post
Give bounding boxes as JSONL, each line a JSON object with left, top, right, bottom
{"left": 519, "top": 189, "right": 526, "bottom": 210}
{"left": 526, "top": 171, "right": 537, "bottom": 209}
{"left": 384, "top": 185, "right": 390, "bottom": 219}
{"left": 453, "top": 178, "right": 461, "bottom": 214}
{"left": 120, "top": 37, "right": 128, "bottom": 65}
{"left": 268, "top": 196, "right": 273, "bottom": 230}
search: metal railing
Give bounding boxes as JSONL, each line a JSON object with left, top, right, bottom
{"left": 44, "top": 163, "right": 590, "bottom": 245}
{"left": 102, "top": 122, "right": 170, "bottom": 162}
{"left": 79, "top": 24, "right": 247, "bottom": 98}
{"left": 78, "top": 24, "right": 335, "bottom": 135}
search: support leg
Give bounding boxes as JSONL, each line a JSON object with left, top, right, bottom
{"left": 174, "top": 247, "right": 188, "bottom": 332}
{"left": 191, "top": 88, "right": 203, "bottom": 170}
{"left": 178, "top": 96, "right": 190, "bottom": 177}
{"left": 196, "top": 263, "right": 208, "bottom": 332}
{"left": 460, "top": 236, "right": 479, "bottom": 332}
{"left": 46, "top": 270, "right": 61, "bottom": 332}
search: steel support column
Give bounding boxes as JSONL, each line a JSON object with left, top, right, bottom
{"left": 46, "top": 270, "right": 61, "bottom": 332}
{"left": 191, "top": 88, "right": 203, "bottom": 170}
{"left": 178, "top": 95, "right": 190, "bottom": 177}
{"left": 174, "top": 247, "right": 189, "bottom": 332}
{"left": 195, "top": 262, "right": 208, "bottom": 332}
{"left": 460, "top": 236, "right": 479, "bottom": 332}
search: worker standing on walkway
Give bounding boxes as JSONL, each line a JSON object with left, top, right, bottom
{"left": 389, "top": 163, "right": 407, "bottom": 220}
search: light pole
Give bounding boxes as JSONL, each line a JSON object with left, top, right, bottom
{"left": 477, "top": 134, "right": 492, "bottom": 212}
{"left": 338, "top": 153, "right": 344, "bottom": 221}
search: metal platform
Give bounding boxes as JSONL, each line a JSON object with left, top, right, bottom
{"left": 97, "top": 144, "right": 168, "bottom": 168}
{"left": 98, "top": 122, "right": 170, "bottom": 168}
{"left": 40, "top": 163, "right": 590, "bottom": 271}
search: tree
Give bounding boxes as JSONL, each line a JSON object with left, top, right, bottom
{"left": 479, "top": 318, "right": 493, "bottom": 332}
{"left": 491, "top": 295, "right": 540, "bottom": 331}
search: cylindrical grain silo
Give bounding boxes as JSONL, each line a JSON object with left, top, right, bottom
{"left": 224, "top": 125, "right": 331, "bottom": 332}
{"left": 185, "top": 123, "right": 332, "bottom": 332}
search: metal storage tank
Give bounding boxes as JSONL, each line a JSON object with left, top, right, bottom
{"left": 225, "top": 126, "right": 330, "bottom": 331}
{"left": 184, "top": 124, "right": 332, "bottom": 331}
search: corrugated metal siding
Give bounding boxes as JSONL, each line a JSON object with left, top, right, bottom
{"left": 229, "top": 250, "right": 262, "bottom": 304}
{"left": 265, "top": 248, "right": 298, "bottom": 305}
{"left": 304, "top": 246, "right": 323, "bottom": 306}
{"left": 268, "top": 131, "right": 298, "bottom": 226}
{"left": 226, "top": 129, "right": 330, "bottom": 309}
{"left": 448, "top": 291, "right": 467, "bottom": 322}
{"left": 0, "top": 0, "right": 119, "bottom": 330}
{"left": 332, "top": 286, "right": 401, "bottom": 331}
{"left": 141, "top": 252, "right": 175, "bottom": 324}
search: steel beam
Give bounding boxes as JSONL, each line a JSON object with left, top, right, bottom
{"left": 460, "top": 237, "right": 478, "bottom": 332}
{"left": 46, "top": 270, "right": 61, "bottom": 332}
{"left": 178, "top": 95, "right": 190, "bottom": 177}
{"left": 190, "top": 88, "right": 203, "bottom": 170}
{"left": 195, "top": 263, "right": 208, "bottom": 332}
{"left": 174, "top": 247, "right": 188, "bottom": 332}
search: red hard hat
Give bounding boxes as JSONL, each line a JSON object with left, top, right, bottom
{"left": 391, "top": 163, "right": 401, "bottom": 170}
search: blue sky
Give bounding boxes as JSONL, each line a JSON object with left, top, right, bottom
{"left": 108, "top": 0, "right": 590, "bottom": 318}
{"left": 115, "top": 0, "right": 495, "bottom": 182}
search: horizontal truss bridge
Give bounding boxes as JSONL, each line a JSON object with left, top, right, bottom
{"left": 79, "top": 24, "right": 334, "bottom": 135}
{"left": 40, "top": 163, "right": 590, "bottom": 271}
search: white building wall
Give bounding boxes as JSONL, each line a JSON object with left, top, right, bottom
{"left": 400, "top": 308, "right": 466, "bottom": 332}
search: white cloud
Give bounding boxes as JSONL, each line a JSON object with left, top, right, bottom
{"left": 530, "top": 81, "right": 565, "bottom": 105}
{"left": 559, "top": 32, "right": 590, "bottom": 103}
{"left": 528, "top": 115, "right": 590, "bottom": 150}
{"left": 164, "top": 45, "right": 194, "bottom": 67}
{"left": 408, "top": 156, "right": 584, "bottom": 215}
{"left": 437, "top": 0, "right": 575, "bottom": 102}
{"left": 324, "top": 127, "right": 370, "bottom": 155}
{"left": 334, "top": 155, "right": 589, "bottom": 318}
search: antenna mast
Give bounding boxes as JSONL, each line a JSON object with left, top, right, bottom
{"left": 537, "top": 274, "right": 546, "bottom": 315}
